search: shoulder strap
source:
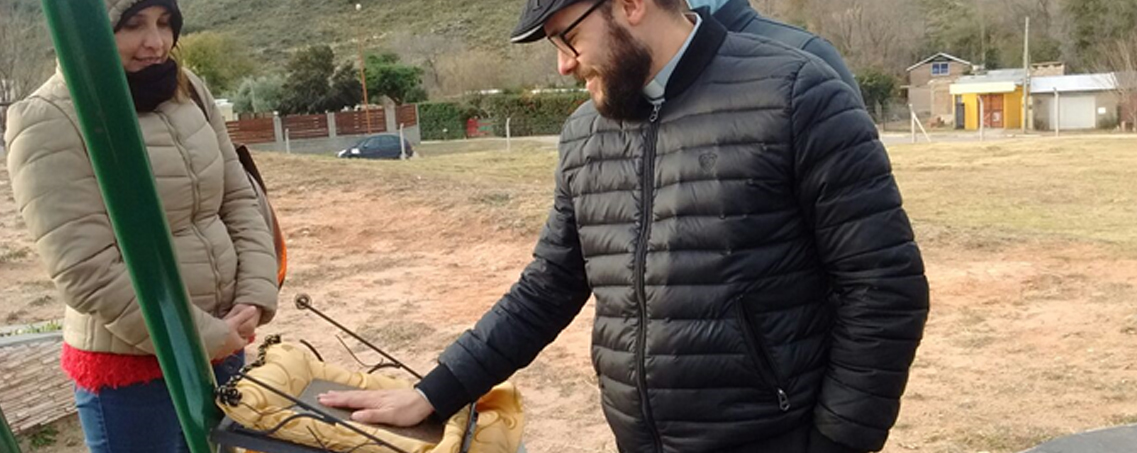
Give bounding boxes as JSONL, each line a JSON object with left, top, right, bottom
{"left": 187, "top": 80, "right": 285, "bottom": 287}
{"left": 188, "top": 83, "right": 211, "bottom": 123}
{"left": 188, "top": 82, "right": 267, "bottom": 194}
{"left": 235, "top": 144, "right": 268, "bottom": 194}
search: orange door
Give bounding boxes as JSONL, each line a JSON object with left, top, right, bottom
{"left": 981, "top": 94, "right": 1004, "bottom": 128}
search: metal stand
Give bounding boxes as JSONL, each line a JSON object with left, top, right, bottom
{"left": 211, "top": 295, "right": 478, "bottom": 453}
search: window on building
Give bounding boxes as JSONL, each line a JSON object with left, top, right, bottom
{"left": 932, "top": 62, "right": 950, "bottom": 76}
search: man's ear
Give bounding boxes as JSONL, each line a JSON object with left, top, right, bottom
{"left": 614, "top": 0, "right": 648, "bottom": 26}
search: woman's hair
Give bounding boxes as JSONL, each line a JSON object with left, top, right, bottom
{"left": 171, "top": 45, "right": 192, "bottom": 102}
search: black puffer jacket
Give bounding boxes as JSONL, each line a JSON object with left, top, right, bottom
{"left": 418, "top": 14, "right": 928, "bottom": 453}
{"left": 713, "top": 0, "right": 862, "bottom": 104}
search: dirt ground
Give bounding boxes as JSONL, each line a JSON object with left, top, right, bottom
{"left": 2, "top": 136, "right": 1136, "bottom": 452}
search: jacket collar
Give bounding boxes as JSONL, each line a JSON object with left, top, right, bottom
{"left": 712, "top": 0, "right": 759, "bottom": 33}
{"left": 662, "top": 7, "right": 728, "bottom": 102}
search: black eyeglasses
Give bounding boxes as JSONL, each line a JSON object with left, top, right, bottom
{"left": 547, "top": 0, "right": 609, "bottom": 57}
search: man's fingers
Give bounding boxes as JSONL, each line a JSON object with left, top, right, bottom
{"left": 350, "top": 409, "right": 393, "bottom": 425}
{"left": 316, "top": 391, "right": 355, "bottom": 407}
{"left": 318, "top": 390, "right": 378, "bottom": 409}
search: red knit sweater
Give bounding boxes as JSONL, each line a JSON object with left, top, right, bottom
{"left": 62, "top": 339, "right": 250, "bottom": 392}
{"left": 63, "top": 343, "right": 165, "bottom": 392}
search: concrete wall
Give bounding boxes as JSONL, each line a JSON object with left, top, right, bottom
{"left": 908, "top": 86, "right": 932, "bottom": 116}
{"left": 908, "top": 82, "right": 956, "bottom": 122}
{"left": 0, "top": 332, "right": 75, "bottom": 434}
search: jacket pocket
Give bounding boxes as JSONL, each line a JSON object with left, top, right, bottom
{"left": 731, "top": 295, "right": 792, "bottom": 412}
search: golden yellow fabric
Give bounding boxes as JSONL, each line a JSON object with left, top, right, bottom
{"left": 217, "top": 342, "right": 523, "bottom": 453}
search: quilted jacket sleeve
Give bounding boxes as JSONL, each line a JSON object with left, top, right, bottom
{"left": 789, "top": 60, "right": 930, "bottom": 452}
{"left": 416, "top": 141, "right": 593, "bottom": 419}
{"left": 189, "top": 72, "right": 279, "bottom": 325}
{"left": 4, "top": 96, "right": 230, "bottom": 355}
{"left": 799, "top": 37, "right": 863, "bottom": 106}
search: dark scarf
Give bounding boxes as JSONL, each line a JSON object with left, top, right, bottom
{"left": 126, "top": 59, "right": 180, "bottom": 112}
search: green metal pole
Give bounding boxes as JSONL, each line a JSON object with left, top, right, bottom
{"left": 38, "top": 1, "right": 219, "bottom": 452}
{"left": 0, "top": 405, "right": 21, "bottom": 453}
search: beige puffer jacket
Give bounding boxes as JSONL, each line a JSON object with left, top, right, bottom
{"left": 4, "top": 63, "right": 278, "bottom": 357}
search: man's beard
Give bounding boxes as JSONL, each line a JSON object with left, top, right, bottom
{"left": 575, "top": 21, "right": 654, "bottom": 121}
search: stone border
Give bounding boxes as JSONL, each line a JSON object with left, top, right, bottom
{"left": 0, "top": 328, "right": 75, "bottom": 434}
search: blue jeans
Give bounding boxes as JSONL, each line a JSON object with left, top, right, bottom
{"left": 74, "top": 352, "right": 244, "bottom": 453}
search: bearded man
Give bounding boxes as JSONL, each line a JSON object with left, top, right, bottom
{"left": 319, "top": 1, "right": 929, "bottom": 452}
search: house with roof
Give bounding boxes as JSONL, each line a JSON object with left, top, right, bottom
{"left": 905, "top": 52, "right": 974, "bottom": 123}
{"left": 950, "top": 69, "right": 1031, "bottom": 130}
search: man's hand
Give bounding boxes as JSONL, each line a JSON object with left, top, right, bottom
{"left": 317, "top": 388, "right": 434, "bottom": 427}
{"left": 224, "top": 304, "right": 262, "bottom": 339}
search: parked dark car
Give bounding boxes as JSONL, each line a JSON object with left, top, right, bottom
{"left": 336, "top": 133, "right": 414, "bottom": 160}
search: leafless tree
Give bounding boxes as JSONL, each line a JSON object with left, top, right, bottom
{"left": 807, "top": 0, "right": 924, "bottom": 74}
{"left": 0, "top": 4, "right": 54, "bottom": 139}
{"left": 1100, "top": 33, "right": 1137, "bottom": 131}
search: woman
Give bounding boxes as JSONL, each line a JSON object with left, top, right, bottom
{"left": 3, "top": 0, "right": 278, "bottom": 451}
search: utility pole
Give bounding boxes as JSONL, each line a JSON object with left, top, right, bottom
{"left": 356, "top": 3, "right": 372, "bottom": 134}
{"left": 979, "top": 1, "right": 987, "bottom": 69}
{"left": 1022, "top": 16, "right": 1031, "bottom": 134}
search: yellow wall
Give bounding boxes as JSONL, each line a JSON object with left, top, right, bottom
{"left": 1005, "top": 89, "right": 1023, "bottom": 130}
{"left": 962, "top": 93, "right": 979, "bottom": 130}
{"left": 958, "top": 87, "right": 1024, "bottom": 130}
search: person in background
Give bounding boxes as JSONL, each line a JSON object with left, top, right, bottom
{"left": 4, "top": 1, "right": 278, "bottom": 451}
{"left": 688, "top": 0, "right": 862, "bottom": 102}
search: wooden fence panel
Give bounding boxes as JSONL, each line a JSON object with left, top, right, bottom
{"left": 283, "top": 113, "right": 330, "bottom": 139}
{"left": 226, "top": 117, "right": 276, "bottom": 144}
{"left": 396, "top": 104, "right": 418, "bottom": 127}
{"left": 335, "top": 109, "right": 386, "bottom": 136}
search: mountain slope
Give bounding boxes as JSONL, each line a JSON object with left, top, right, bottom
{"left": 180, "top": 0, "right": 524, "bottom": 59}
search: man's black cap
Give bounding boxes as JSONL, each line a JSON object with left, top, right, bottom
{"left": 510, "top": 0, "right": 591, "bottom": 43}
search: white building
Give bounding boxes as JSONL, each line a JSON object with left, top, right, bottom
{"left": 1031, "top": 73, "right": 1120, "bottom": 131}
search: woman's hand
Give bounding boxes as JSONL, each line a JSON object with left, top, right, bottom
{"left": 225, "top": 304, "right": 262, "bottom": 339}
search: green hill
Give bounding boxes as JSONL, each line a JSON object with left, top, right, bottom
{"left": 180, "top": 0, "right": 524, "bottom": 59}
{"left": 178, "top": 0, "right": 568, "bottom": 95}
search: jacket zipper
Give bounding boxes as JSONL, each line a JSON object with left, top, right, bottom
{"left": 635, "top": 103, "right": 664, "bottom": 453}
{"left": 732, "top": 295, "right": 792, "bottom": 412}
{"left": 159, "top": 113, "right": 225, "bottom": 314}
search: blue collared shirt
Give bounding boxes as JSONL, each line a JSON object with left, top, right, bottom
{"left": 686, "top": 0, "right": 731, "bottom": 13}
{"left": 643, "top": 13, "right": 702, "bottom": 105}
